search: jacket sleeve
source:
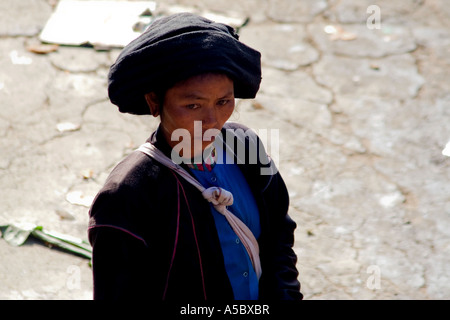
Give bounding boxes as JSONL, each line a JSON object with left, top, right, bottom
{"left": 88, "top": 176, "right": 162, "bottom": 300}
{"left": 89, "top": 226, "right": 154, "bottom": 300}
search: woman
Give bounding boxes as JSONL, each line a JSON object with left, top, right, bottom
{"left": 88, "top": 12, "right": 302, "bottom": 301}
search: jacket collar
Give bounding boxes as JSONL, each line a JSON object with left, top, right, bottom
{"left": 147, "top": 124, "right": 174, "bottom": 159}
{"left": 146, "top": 122, "right": 275, "bottom": 189}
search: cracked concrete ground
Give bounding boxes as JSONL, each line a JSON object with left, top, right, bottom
{"left": 1, "top": 0, "right": 449, "bottom": 300}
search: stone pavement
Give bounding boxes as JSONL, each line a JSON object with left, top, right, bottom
{"left": 1, "top": 0, "right": 449, "bottom": 300}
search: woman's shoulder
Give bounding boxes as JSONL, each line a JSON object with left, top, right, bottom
{"left": 89, "top": 150, "right": 168, "bottom": 215}
{"left": 221, "top": 121, "right": 279, "bottom": 177}
{"left": 88, "top": 150, "right": 167, "bottom": 231}
{"left": 104, "top": 150, "right": 163, "bottom": 190}
{"left": 222, "top": 121, "right": 251, "bottom": 131}
{"left": 221, "top": 121, "right": 259, "bottom": 144}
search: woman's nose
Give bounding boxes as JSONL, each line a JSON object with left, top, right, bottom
{"left": 202, "top": 107, "right": 218, "bottom": 128}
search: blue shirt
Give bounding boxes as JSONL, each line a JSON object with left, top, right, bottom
{"left": 189, "top": 148, "right": 261, "bottom": 300}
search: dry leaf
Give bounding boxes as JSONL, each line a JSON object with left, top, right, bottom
{"left": 252, "top": 102, "right": 265, "bottom": 110}
{"left": 26, "top": 43, "right": 59, "bottom": 54}
{"left": 370, "top": 63, "right": 380, "bottom": 71}
{"left": 324, "top": 25, "right": 357, "bottom": 41}
{"left": 81, "top": 169, "right": 94, "bottom": 180}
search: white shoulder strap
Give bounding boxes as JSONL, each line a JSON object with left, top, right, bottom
{"left": 137, "top": 142, "right": 262, "bottom": 280}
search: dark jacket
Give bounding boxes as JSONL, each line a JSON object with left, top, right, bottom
{"left": 88, "top": 122, "right": 302, "bottom": 300}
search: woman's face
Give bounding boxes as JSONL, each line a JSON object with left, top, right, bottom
{"left": 146, "top": 73, "right": 235, "bottom": 159}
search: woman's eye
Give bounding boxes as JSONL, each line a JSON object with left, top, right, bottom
{"left": 217, "top": 99, "right": 229, "bottom": 106}
{"left": 186, "top": 104, "right": 199, "bottom": 110}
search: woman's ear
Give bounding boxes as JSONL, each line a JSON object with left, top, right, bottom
{"left": 144, "top": 92, "right": 160, "bottom": 117}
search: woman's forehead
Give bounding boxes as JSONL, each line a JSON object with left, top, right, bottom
{"left": 168, "top": 73, "right": 234, "bottom": 97}
{"left": 173, "top": 73, "right": 233, "bottom": 87}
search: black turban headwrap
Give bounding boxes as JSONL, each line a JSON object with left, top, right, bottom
{"left": 108, "top": 12, "right": 262, "bottom": 115}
